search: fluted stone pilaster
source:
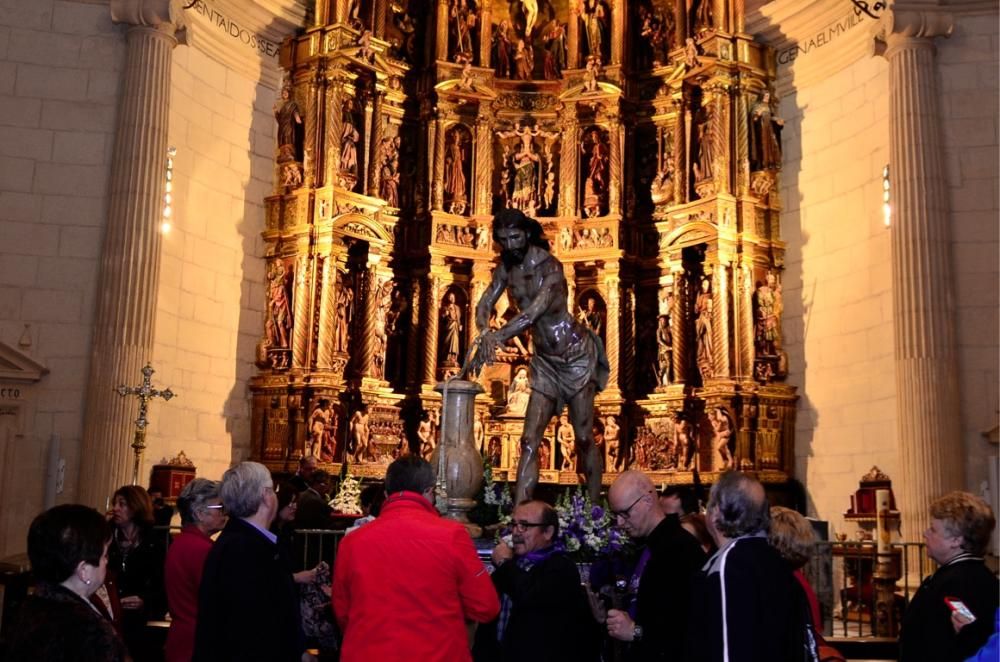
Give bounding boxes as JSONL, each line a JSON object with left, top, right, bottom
{"left": 560, "top": 119, "right": 579, "bottom": 217}
{"left": 610, "top": 0, "right": 623, "bottom": 65}
{"left": 876, "top": 8, "right": 962, "bottom": 541}
{"left": 713, "top": 265, "right": 730, "bottom": 378}
{"left": 79, "top": 0, "right": 183, "bottom": 506}
{"left": 738, "top": 261, "right": 754, "bottom": 379}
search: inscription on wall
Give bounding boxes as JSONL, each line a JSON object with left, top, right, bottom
{"left": 190, "top": 1, "right": 281, "bottom": 59}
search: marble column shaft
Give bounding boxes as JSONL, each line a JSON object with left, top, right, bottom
{"left": 878, "top": 10, "right": 963, "bottom": 540}
{"left": 79, "top": 2, "right": 182, "bottom": 506}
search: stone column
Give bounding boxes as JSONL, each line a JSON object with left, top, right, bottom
{"left": 316, "top": 255, "right": 337, "bottom": 369}
{"left": 474, "top": 110, "right": 494, "bottom": 215}
{"left": 359, "top": 260, "right": 381, "bottom": 379}
{"left": 567, "top": 4, "right": 580, "bottom": 69}
{"left": 373, "top": 0, "right": 387, "bottom": 38}
{"left": 672, "top": 100, "right": 686, "bottom": 205}
{"left": 479, "top": 3, "right": 492, "bottom": 67}
{"left": 559, "top": 118, "right": 579, "bottom": 217}
{"left": 610, "top": 0, "right": 624, "bottom": 65}
{"left": 314, "top": 0, "right": 329, "bottom": 26}
{"left": 733, "top": 0, "right": 745, "bottom": 33}
{"left": 79, "top": 0, "right": 184, "bottom": 506}
{"left": 604, "top": 274, "right": 621, "bottom": 393}
{"left": 713, "top": 0, "right": 726, "bottom": 32}
{"left": 738, "top": 259, "right": 754, "bottom": 379}
{"left": 423, "top": 275, "right": 442, "bottom": 385}
{"left": 564, "top": 264, "right": 576, "bottom": 311}
{"left": 608, "top": 116, "right": 622, "bottom": 214}
{"left": 673, "top": 0, "right": 686, "bottom": 49}
{"left": 670, "top": 268, "right": 687, "bottom": 384}
{"left": 292, "top": 255, "right": 313, "bottom": 368}
{"left": 436, "top": 0, "right": 450, "bottom": 62}
{"left": 875, "top": 8, "right": 963, "bottom": 540}
{"left": 363, "top": 95, "right": 374, "bottom": 191}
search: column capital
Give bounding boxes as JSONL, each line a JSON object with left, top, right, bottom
{"left": 873, "top": 6, "right": 953, "bottom": 58}
{"left": 111, "top": 0, "right": 187, "bottom": 41}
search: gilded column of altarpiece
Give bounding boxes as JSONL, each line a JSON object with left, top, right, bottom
{"left": 249, "top": 0, "right": 798, "bottom": 487}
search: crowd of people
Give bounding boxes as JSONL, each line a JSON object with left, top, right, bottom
{"left": 3, "top": 455, "right": 997, "bottom": 662}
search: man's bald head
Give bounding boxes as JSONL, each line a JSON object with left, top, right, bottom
{"left": 707, "top": 472, "right": 769, "bottom": 541}
{"left": 609, "top": 470, "right": 663, "bottom": 538}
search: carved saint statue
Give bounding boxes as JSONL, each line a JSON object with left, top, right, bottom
{"left": 521, "top": 0, "right": 539, "bottom": 37}
{"left": 557, "top": 414, "right": 575, "bottom": 470}
{"left": 749, "top": 92, "right": 784, "bottom": 171}
{"left": 711, "top": 407, "right": 734, "bottom": 471}
{"left": 440, "top": 291, "right": 463, "bottom": 364}
{"left": 444, "top": 128, "right": 468, "bottom": 214}
{"left": 496, "top": 123, "right": 552, "bottom": 214}
{"left": 372, "top": 280, "right": 392, "bottom": 379}
{"left": 577, "top": 295, "right": 603, "bottom": 337}
{"left": 753, "top": 271, "right": 782, "bottom": 356}
{"left": 266, "top": 262, "right": 292, "bottom": 349}
{"left": 349, "top": 407, "right": 370, "bottom": 462}
{"left": 694, "top": 105, "right": 716, "bottom": 183}
{"left": 604, "top": 415, "right": 622, "bottom": 470}
{"left": 542, "top": 20, "right": 565, "bottom": 80}
{"left": 655, "top": 313, "right": 672, "bottom": 386}
{"left": 506, "top": 366, "right": 531, "bottom": 416}
{"left": 471, "top": 209, "right": 609, "bottom": 503}
{"left": 450, "top": 0, "right": 477, "bottom": 60}
{"left": 582, "top": 128, "right": 607, "bottom": 218}
{"left": 514, "top": 38, "right": 534, "bottom": 80}
{"left": 273, "top": 84, "right": 303, "bottom": 162}
{"left": 494, "top": 20, "right": 514, "bottom": 79}
{"left": 340, "top": 100, "right": 360, "bottom": 183}
{"left": 695, "top": 276, "right": 714, "bottom": 381}
{"left": 581, "top": 0, "right": 606, "bottom": 59}
{"left": 334, "top": 279, "right": 354, "bottom": 353}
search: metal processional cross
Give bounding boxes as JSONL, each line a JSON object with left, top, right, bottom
{"left": 116, "top": 364, "right": 176, "bottom": 485}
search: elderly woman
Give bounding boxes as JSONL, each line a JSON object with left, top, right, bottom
{"left": 900, "top": 491, "right": 998, "bottom": 662}
{"left": 107, "top": 484, "right": 167, "bottom": 658}
{"left": 768, "top": 506, "right": 821, "bottom": 628}
{"left": 7, "top": 504, "right": 128, "bottom": 661}
{"left": 164, "top": 478, "right": 225, "bottom": 662}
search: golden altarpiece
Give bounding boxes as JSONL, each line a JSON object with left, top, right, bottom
{"left": 249, "top": 0, "right": 797, "bottom": 488}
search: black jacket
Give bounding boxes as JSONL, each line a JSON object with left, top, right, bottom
{"left": 685, "top": 535, "right": 804, "bottom": 662}
{"left": 631, "top": 514, "right": 708, "bottom": 662}
{"left": 5, "top": 583, "right": 128, "bottom": 662}
{"left": 475, "top": 551, "right": 599, "bottom": 662}
{"left": 899, "top": 556, "right": 1000, "bottom": 662}
{"left": 193, "top": 517, "right": 303, "bottom": 662}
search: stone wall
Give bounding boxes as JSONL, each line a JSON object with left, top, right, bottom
{"left": 779, "top": 54, "right": 896, "bottom": 532}
{"left": 0, "top": 0, "right": 124, "bottom": 549}
{"left": 146, "top": 36, "right": 277, "bottom": 482}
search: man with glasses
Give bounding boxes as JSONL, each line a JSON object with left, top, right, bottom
{"left": 604, "top": 470, "right": 706, "bottom": 661}
{"left": 475, "top": 501, "right": 599, "bottom": 661}
{"left": 195, "top": 461, "right": 307, "bottom": 661}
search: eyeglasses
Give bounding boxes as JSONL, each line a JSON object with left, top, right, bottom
{"left": 511, "top": 520, "right": 547, "bottom": 531}
{"left": 205, "top": 505, "right": 224, "bottom": 511}
{"left": 611, "top": 493, "right": 649, "bottom": 521}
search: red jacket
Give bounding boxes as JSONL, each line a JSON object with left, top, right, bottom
{"left": 333, "top": 492, "right": 500, "bottom": 662}
{"left": 165, "top": 526, "right": 213, "bottom": 662}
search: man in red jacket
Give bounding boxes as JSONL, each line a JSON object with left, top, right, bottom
{"left": 333, "top": 455, "right": 500, "bottom": 662}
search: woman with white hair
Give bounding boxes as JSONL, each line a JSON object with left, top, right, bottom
{"left": 165, "top": 478, "right": 225, "bottom": 662}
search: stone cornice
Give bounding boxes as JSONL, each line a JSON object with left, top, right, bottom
{"left": 111, "top": 0, "right": 187, "bottom": 42}
{"left": 873, "top": 5, "right": 954, "bottom": 58}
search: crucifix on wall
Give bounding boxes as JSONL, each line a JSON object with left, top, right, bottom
{"left": 116, "top": 364, "right": 176, "bottom": 486}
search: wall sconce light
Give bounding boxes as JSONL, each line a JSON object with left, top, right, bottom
{"left": 882, "top": 164, "right": 891, "bottom": 228}
{"left": 162, "top": 146, "right": 176, "bottom": 234}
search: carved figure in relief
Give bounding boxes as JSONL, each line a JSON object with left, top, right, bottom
{"left": 349, "top": 407, "right": 371, "bottom": 462}
{"left": 450, "top": 0, "right": 477, "bottom": 60}
{"left": 582, "top": 128, "right": 607, "bottom": 217}
{"left": 711, "top": 406, "right": 734, "bottom": 471}
{"left": 477, "top": 224, "right": 490, "bottom": 249}
{"left": 603, "top": 415, "right": 622, "bottom": 470}
{"left": 675, "top": 413, "right": 697, "bottom": 470}
{"left": 520, "top": 0, "right": 539, "bottom": 37}
{"left": 693, "top": 0, "right": 713, "bottom": 32}
{"left": 583, "top": 55, "right": 601, "bottom": 93}
{"left": 753, "top": 271, "right": 782, "bottom": 356}
{"left": 381, "top": 156, "right": 400, "bottom": 207}
{"left": 309, "top": 399, "right": 333, "bottom": 460}
{"left": 542, "top": 20, "right": 565, "bottom": 80}
{"left": 581, "top": 0, "right": 606, "bottom": 59}
{"left": 281, "top": 162, "right": 303, "bottom": 189}
{"left": 474, "top": 411, "right": 485, "bottom": 453}
{"left": 266, "top": 262, "right": 292, "bottom": 349}
{"left": 357, "top": 29, "right": 375, "bottom": 62}
{"left": 505, "top": 366, "right": 531, "bottom": 416}
{"left": 559, "top": 226, "right": 572, "bottom": 252}
{"left": 539, "top": 438, "right": 552, "bottom": 470}
{"left": 274, "top": 84, "right": 303, "bottom": 163}
{"left": 693, "top": 105, "right": 716, "bottom": 183}
{"left": 695, "top": 276, "right": 714, "bottom": 381}
{"left": 557, "top": 414, "right": 575, "bottom": 470}
{"left": 514, "top": 38, "right": 534, "bottom": 80}
{"left": 683, "top": 37, "right": 699, "bottom": 67}
{"left": 494, "top": 20, "right": 514, "bottom": 79}
{"left": 749, "top": 92, "right": 784, "bottom": 171}
{"left": 655, "top": 313, "right": 672, "bottom": 386}
{"left": 543, "top": 171, "right": 557, "bottom": 211}
{"left": 496, "top": 123, "right": 553, "bottom": 213}
{"left": 334, "top": 280, "right": 354, "bottom": 353}
{"left": 444, "top": 129, "right": 468, "bottom": 214}
{"left": 440, "top": 291, "right": 463, "bottom": 364}
{"left": 340, "top": 101, "right": 361, "bottom": 182}
{"left": 577, "top": 295, "right": 603, "bottom": 337}
{"left": 372, "top": 281, "right": 392, "bottom": 379}
{"left": 417, "top": 411, "right": 435, "bottom": 460}
{"left": 472, "top": 209, "right": 610, "bottom": 503}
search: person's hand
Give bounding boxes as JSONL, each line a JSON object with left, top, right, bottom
{"left": 293, "top": 568, "right": 318, "bottom": 585}
{"left": 468, "top": 332, "right": 500, "bottom": 375}
{"left": 584, "top": 585, "right": 607, "bottom": 623}
{"left": 301, "top": 651, "right": 318, "bottom": 662}
{"left": 606, "top": 609, "right": 635, "bottom": 641}
{"left": 951, "top": 609, "right": 975, "bottom": 633}
{"left": 491, "top": 540, "right": 513, "bottom": 567}
{"left": 120, "top": 595, "right": 144, "bottom": 610}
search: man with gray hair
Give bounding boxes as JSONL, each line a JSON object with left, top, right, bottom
{"left": 685, "top": 471, "right": 812, "bottom": 662}
{"left": 194, "top": 462, "right": 307, "bottom": 662}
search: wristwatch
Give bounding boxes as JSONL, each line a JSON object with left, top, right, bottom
{"left": 632, "top": 624, "right": 644, "bottom": 642}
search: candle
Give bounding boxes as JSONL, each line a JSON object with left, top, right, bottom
{"left": 876, "top": 488, "right": 891, "bottom": 554}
